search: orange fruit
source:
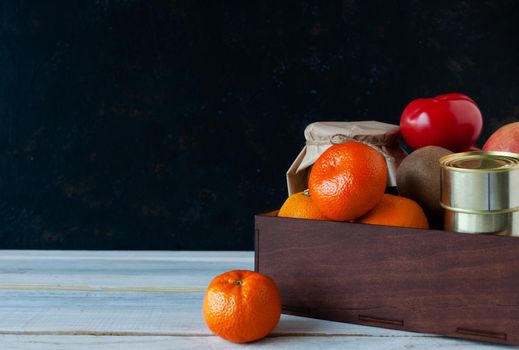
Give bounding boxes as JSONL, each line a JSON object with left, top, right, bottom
{"left": 309, "top": 141, "right": 387, "bottom": 221}
{"left": 357, "top": 194, "right": 429, "bottom": 229}
{"left": 278, "top": 190, "right": 327, "bottom": 220}
{"left": 203, "top": 270, "right": 281, "bottom": 343}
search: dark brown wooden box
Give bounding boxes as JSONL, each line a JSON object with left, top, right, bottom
{"left": 255, "top": 211, "right": 519, "bottom": 345}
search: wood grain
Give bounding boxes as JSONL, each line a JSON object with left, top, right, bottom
{"left": 0, "top": 250, "right": 509, "bottom": 349}
{"left": 0, "top": 289, "right": 419, "bottom": 337}
{"left": 256, "top": 214, "right": 519, "bottom": 345}
{"left": 0, "top": 334, "right": 508, "bottom": 350}
{"left": 0, "top": 250, "right": 251, "bottom": 289}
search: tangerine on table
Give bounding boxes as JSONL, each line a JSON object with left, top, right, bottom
{"left": 278, "top": 190, "right": 327, "bottom": 220}
{"left": 203, "top": 270, "right": 281, "bottom": 343}
{"left": 309, "top": 141, "right": 387, "bottom": 221}
{"left": 357, "top": 194, "right": 429, "bottom": 229}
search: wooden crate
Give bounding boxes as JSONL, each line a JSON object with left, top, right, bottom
{"left": 255, "top": 211, "right": 519, "bottom": 345}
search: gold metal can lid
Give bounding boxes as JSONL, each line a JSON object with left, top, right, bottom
{"left": 440, "top": 151, "right": 519, "bottom": 213}
{"left": 440, "top": 151, "right": 519, "bottom": 172}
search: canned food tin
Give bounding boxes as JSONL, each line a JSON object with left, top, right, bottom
{"left": 440, "top": 151, "right": 519, "bottom": 236}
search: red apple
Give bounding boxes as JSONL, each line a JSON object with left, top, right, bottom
{"left": 400, "top": 93, "right": 483, "bottom": 152}
{"left": 482, "top": 122, "right": 519, "bottom": 154}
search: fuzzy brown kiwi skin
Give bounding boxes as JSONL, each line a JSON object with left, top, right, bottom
{"left": 396, "top": 146, "right": 453, "bottom": 228}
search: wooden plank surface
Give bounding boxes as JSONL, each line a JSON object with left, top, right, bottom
{"left": 0, "top": 250, "right": 511, "bottom": 349}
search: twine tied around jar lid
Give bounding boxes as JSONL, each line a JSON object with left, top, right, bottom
{"left": 328, "top": 133, "right": 394, "bottom": 163}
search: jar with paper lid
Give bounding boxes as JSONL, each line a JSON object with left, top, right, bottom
{"left": 286, "top": 121, "right": 407, "bottom": 196}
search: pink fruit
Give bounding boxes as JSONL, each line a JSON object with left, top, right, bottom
{"left": 483, "top": 122, "right": 519, "bottom": 154}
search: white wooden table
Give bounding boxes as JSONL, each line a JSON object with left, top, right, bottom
{"left": 0, "top": 251, "right": 512, "bottom": 349}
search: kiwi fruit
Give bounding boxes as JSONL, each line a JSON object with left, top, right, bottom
{"left": 397, "top": 146, "right": 452, "bottom": 225}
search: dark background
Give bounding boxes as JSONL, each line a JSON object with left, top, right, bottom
{"left": 0, "top": 1, "right": 517, "bottom": 250}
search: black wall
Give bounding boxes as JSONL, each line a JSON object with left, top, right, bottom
{"left": 0, "top": 1, "right": 517, "bottom": 249}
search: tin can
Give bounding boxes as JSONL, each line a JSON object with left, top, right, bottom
{"left": 440, "top": 151, "right": 519, "bottom": 236}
